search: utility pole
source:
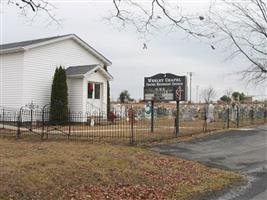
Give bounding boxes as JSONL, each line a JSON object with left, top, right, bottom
{"left": 196, "top": 85, "right": 199, "bottom": 104}
{"left": 187, "top": 72, "right": 194, "bottom": 103}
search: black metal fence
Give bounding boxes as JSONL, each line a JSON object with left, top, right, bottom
{"left": 0, "top": 103, "right": 266, "bottom": 144}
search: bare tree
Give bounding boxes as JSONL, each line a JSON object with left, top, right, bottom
{"left": 109, "top": 0, "right": 206, "bottom": 38}
{"left": 7, "top": 0, "right": 59, "bottom": 24}
{"left": 7, "top": 1, "right": 266, "bottom": 83}
{"left": 206, "top": 0, "right": 267, "bottom": 84}
{"left": 201, "top": 87, "right": 216, "bottom": 103}
{"left": 224, "top": 88, "right": 233, "bottom": 99}
{"left": 110, "top": 0, "right": 267, "bottom": 83}
{"left": 111, "top": 0, "right": 267, "bottom": 83}
{"left": 201, "top": 87, "right": 216, "bottom": 131}
{"left": 8, "top": 0, "right": 205, "bottom": 35}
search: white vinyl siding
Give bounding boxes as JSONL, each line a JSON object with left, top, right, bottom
{"left": 0, "top": 52, "right": 24, "bottom": 108}
{"left": 67, "top": 78, "right": 84, "bottom": 112}
{"left": 22, "top": 38, "right": 105, "bottom": 107}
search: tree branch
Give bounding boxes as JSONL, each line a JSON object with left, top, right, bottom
{"left": 207, "top": 0, "right": 267, "bottom": 84}
{"left": 7, "top": 0, "right": 59, "bottom": 25}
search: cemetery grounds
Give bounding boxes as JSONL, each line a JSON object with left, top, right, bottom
{"left": 0, "top": 102, "right": 266, "bottom": 144}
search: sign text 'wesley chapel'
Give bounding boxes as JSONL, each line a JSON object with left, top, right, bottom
{"left": 144, "top": 73, "right": 188, "bottom": 101}
{"left": 145, "top": 77, "right": 184, "bottom": 87}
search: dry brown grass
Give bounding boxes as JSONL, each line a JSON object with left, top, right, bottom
{"left": 0, "top": 137, "right": 245, "bottom": 200}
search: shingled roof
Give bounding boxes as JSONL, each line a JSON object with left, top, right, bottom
{"left": 0, "top": 34, "right": 72, "bottom": 50}
{"left": 66, "top": 65, "right": 113, "bottom": 81}
{"left": 0, "top": 34, "right": 112, "bottom": 66}
{"left": 66, "top": 65, "right": 99, "bottom": 76}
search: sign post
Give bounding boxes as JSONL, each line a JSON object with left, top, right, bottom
{"left": 176, "top": 100, "right": 179, "bottom": 137}
{"left": 144, "top": 73, "right": 188, "bottom": 136}
{"left": 175, "top": 86, "right": 182, "bottom": 137}
{"left": 151, "top": 100, "right": 154, "bottom": 133}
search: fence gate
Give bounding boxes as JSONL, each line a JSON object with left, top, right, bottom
{"left": 17, "top": 104, "right": 44, "bottom": 137}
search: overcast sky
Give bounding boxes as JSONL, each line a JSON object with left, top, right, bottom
{"left": 1, "top": 0, "right": 266, "bottom": 101}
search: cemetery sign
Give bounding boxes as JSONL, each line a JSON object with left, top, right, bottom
{"left": 144, "top": 73, "right": 188, "bottom": 101}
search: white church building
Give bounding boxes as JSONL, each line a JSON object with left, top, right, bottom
{"left": 0, "top": 34, "right": 113, "bottom": 113}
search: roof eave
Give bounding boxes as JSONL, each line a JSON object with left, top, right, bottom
{"left": 102, "top": 72, "right": 113, "bottom": 81}
{"left": 23, "top": 35, "right": 73, "bottom": 51}
{"left": 96, "top": 67, "right": 114, "bottom": 81}
{"left": 66, "top": 74, "right": 84, "bottom": 78}
{"left": 71, "top": 35, "right": 112, "bottom": 66}
{"left": 0, "top": 47, "right": 25, "bottom": 55}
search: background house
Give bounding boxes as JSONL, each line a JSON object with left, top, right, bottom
{"left": 0, "top": 34, "right": 112, "bottom": 113}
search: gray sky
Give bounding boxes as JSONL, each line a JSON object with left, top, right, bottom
{"left": 1, "top": 0, "right": 266, "bottom": 101}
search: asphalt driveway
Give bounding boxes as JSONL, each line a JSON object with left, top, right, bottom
{"left": 151, "top": 124, "right": 267, "bottom": 200}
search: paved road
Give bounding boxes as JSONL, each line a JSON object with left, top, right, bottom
{"left": 151, "top": 124, "right": 267, "bottom": 200}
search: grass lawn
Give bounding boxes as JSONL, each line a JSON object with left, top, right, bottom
{"left": 0, "top": 137, "right": 245, "bottom": 200}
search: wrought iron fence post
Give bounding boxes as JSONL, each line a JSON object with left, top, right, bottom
{"left": 41, "top": 107, "right": 45, "bottom": 140}
{"left": 203, "top": 107, "right": 207, "bottom": 132}
{"left": 98, "top": 109, "right": 101, "bottom": 126}
{"left": 240, "top": 108, "right": 244, "bottom": 127}
{"left": 68, "top": 111, "right": 71, "bottom": 139}
{"left": 42, "top": 104, "right": 49, "bottom": 140}
{"left": 264, "top": 109, "right": 267, "bottom": 123}
{"left": 236, "top": 106, "right": 240, "bottom": 128}
{"left": 17, "top": 116, "right": 21, "bottom": 139}
{"left": 151, "top": 101, "right": 154, "bottom": 133}
{"left": 2, "top": 108, "right": 4, "bottom": 129}
{"left": 227, "top": 108, "right": 230, "bottom": 129}
{"left": 251, "top": 107, "right": 254, "bottom": 125}
{"left": 130, "top": 106, "right": 135, "bottom": 145}
{"left": 30, "top": 108, "right": 33, "bottom": 131}
{"left": 17, "top": 108, "right": 23, "bottom": 139}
